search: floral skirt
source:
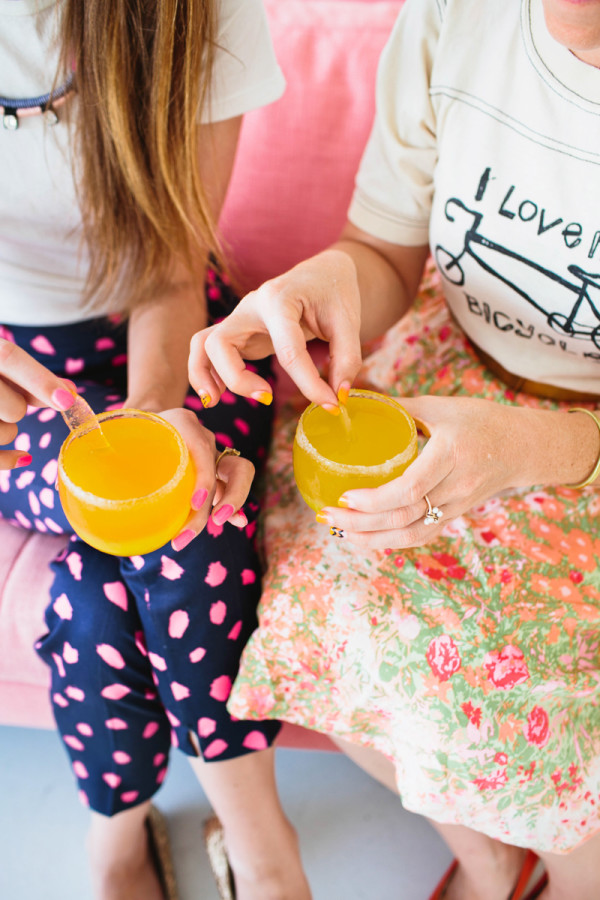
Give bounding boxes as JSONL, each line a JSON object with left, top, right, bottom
{"left": 229, "top": 263, "right": 600, "bottom": 853}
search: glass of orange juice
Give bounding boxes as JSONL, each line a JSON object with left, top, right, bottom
{"left": 293, "top": 389, "right": 418, "bottom": 512}
{"left": 58, "top": 409, "right": 195, "bottom": 556}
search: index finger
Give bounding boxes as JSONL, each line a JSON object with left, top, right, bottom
{"left": 197, "top": 324, "right": 273, "bottom": 405}
{"left": 265, "top": 312, "right": 341, "bottom": 408}
{"left": 0, "top": 340, "right": 75, "bottom": 411}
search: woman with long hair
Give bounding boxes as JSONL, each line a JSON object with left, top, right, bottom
{"left": 0, "top": 1, "right": 310, "bottom": 898}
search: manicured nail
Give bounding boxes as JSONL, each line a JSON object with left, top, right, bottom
{"left": 337, "top": 382, "right": 351, "bottom": 405}
{"left": 338, "top": 495, "right": 351, "bottom": 508}
{"left": 52, "top": 388, "right": 76, "bottom": 411}
{"left": 191, "top": 488, "right": 208, "bottom": 510}
{"left": 200, "top": 392, "right": 211, "bottom": 408}
{"left": 250, "top": 391, "right": 273, "bottom": 406}
{"left": 212, "top": 504, "right": 234, "bottom": 526}
{"left": 330, "top": 526, "right": 345, "bottom": 538}
{"left": 322, "top": 403, "right": 340, "bottom": 416}
{"left": 172, "top": 529, "right": 195, "bottom": 552}
{"left": 316, "top": 511, "right": 331, "bottom": 525}
{"left": 234, "top": 511, "right": 248, "bottom": 528}
{"left": 15, "top": 454, "right": 32, "bottom": 468}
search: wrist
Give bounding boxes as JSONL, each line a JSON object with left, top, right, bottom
{"left": 566, "top": 408, "right": 600, "bottom": 488}
{"left": 515, "top": 408, "right": 600, "bottom": 488}
{"left": 125, "top": 387, "right": 187, "bottom": 413}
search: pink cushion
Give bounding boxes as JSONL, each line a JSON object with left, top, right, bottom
{"left": 220, "top": 0, "right": 403, "bottom": 293}
{"left": 0, "top": 528, "right": 67, "bottom": 727}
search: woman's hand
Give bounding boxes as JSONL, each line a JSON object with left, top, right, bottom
{"left": 316, "top": 396, "right": 583, "bottom": 550}
{"left": 0, "top": 339, "right": 76, "bottom": 470}
{"left": 189, "top": 249, "right": 364, "bottom": 410}
{"left": 145, "top": 408, "right": 254, "bottom": 551}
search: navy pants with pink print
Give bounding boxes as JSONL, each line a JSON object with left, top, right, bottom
{"left": 0, "top": 271, "right": 281, "bottom": 815}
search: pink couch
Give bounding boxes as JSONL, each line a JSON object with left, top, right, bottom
{"left": 0, "top": 0, "right": 403, "bottom": 751}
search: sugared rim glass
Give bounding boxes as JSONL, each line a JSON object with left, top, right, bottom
{"left": 295, "top": 389, "right": 417, "bottom": 476}
{"left": 58, "top": 408, "right": 189, "bottom": 509}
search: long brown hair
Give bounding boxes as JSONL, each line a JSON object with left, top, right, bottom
{"left": 59, "top": 0, "right": 220, "bottom": 310}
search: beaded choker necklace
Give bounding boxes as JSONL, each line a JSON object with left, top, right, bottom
{"left": 0, "top": 73, "right": 75, "bottom": 130}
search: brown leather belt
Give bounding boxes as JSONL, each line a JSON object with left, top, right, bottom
{"left": 469, "top": 340, "right": 600, "bottom": 404}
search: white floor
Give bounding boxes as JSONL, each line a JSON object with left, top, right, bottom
{"left": 0, "top": 724, "right": 452, "bottom": 900}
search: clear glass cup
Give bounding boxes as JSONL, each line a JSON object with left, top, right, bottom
{"left": 58, "top": 409, "right": 194, "bottom": 556}
{"left": 293, "top": 389, "right": 418, "bottom": 512}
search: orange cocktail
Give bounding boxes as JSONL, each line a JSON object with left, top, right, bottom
{"left": 58, "top": 409, "right": 194, "bottom": 556}
{"left": 293, "top": 389, "right": 418, "bottom": 512}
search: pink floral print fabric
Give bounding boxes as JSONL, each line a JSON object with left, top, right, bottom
{"left": 229, "top": 262, "right": 600, "bottom": 853}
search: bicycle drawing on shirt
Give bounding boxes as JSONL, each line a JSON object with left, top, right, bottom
{"left": 434, "top": 198, "right": 600, "bottom": 349}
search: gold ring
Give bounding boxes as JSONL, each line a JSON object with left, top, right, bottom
{"left": 215, "top": 446, "right": 241, "bottom": 474}
{"left": 423, "top": 493, "right": 443, "bottom": 526}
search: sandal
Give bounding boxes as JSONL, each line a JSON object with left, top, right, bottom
{"left": 429, "top": 859, "right": 458, "bottom": 899}
{"left": 204, "top": 815, "right": 236, "bottom": 900}
{"left": 428, "top": 849, "right": 547, "bottom": 900}
{"left": 509, "top": 850, "right": 548, "bottom": 900}
{"left": 146, "top": 805, "right": 179, "bottom": 900}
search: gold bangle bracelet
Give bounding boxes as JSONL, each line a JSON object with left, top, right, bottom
{"left": 568, "top": 407, "right": 600, "bottom": 489}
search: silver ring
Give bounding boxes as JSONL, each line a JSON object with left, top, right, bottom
{"left": 423, "top": 493, "right": 443, "bottom": 526}
{"left": 215, "top": 446, "right": 241, "bottom": 475}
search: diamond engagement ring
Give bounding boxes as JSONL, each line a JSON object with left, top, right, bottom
{"left": 423, "top": 494, "right": 443, "bottom": 526}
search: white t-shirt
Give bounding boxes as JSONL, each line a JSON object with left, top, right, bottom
{"left": 0, "top": 0, "right": 285, "bottom": 326}
{"left": 349, "top": 0, "right": 600, "bottom": 396}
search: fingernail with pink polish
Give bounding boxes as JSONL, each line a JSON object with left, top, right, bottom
{"left": 212, "top": 504, "right": 234, "bottom": 526}
{"left": 172, "top": 529, "right": 195, "bottom": 552}
{"left": 16, "top": 454, "right": 32, "bottom": 469}
{"left": 191, "top": 488, "right": 208, "bottom": 510}
{"left": 52, "top": 388, "right": 76, "bottom": 411}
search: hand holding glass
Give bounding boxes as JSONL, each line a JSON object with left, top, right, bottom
{"left": 293, "top": 389, "right": 418, "bottom": 512}
{"left": 58, "top": 409, "right": 195, "bottom": 556}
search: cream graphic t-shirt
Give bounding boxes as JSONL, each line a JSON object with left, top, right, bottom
{"left": 350, "top": 0, "right": 600, "bottom": 396}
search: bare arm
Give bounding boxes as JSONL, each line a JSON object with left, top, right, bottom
{"left": 124, "top": 115, "right": 254, "bottom": 540}
{"left": 335, "top": 222, "right": 429, "bottom": 345}
{"left": 126, "top": 115, "right": 242, "bottom": 412}
{"left": 189, "top": 220, "right": 429, "bottom": 408}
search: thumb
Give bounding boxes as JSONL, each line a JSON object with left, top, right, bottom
{"left": 392, "top": 396, "right": 435, "bottom": 438}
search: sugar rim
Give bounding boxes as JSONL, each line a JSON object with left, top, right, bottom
{"left": 58, "top": 408, "right": 189, "bottom": 510}
{"left": 295, "top": 389, "right": 418, "bottom": 476}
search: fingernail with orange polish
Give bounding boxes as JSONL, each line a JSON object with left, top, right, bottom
{"left": 200, "top": 393, "right": 211, "bottom": 408}
{"left": 316, "top": 510, "right": 331, "bottom": 525}
{"left": 337, "top": 382, "right": 351, "bottom": 405}
{"left": 338, "top": 495, "right": 351, "bottom": 508}
{"left": 322, "top": 403, "right": 340, "bottom": 416}
{"left": 251, "top": 391, "right": 273, "bottom": 406}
